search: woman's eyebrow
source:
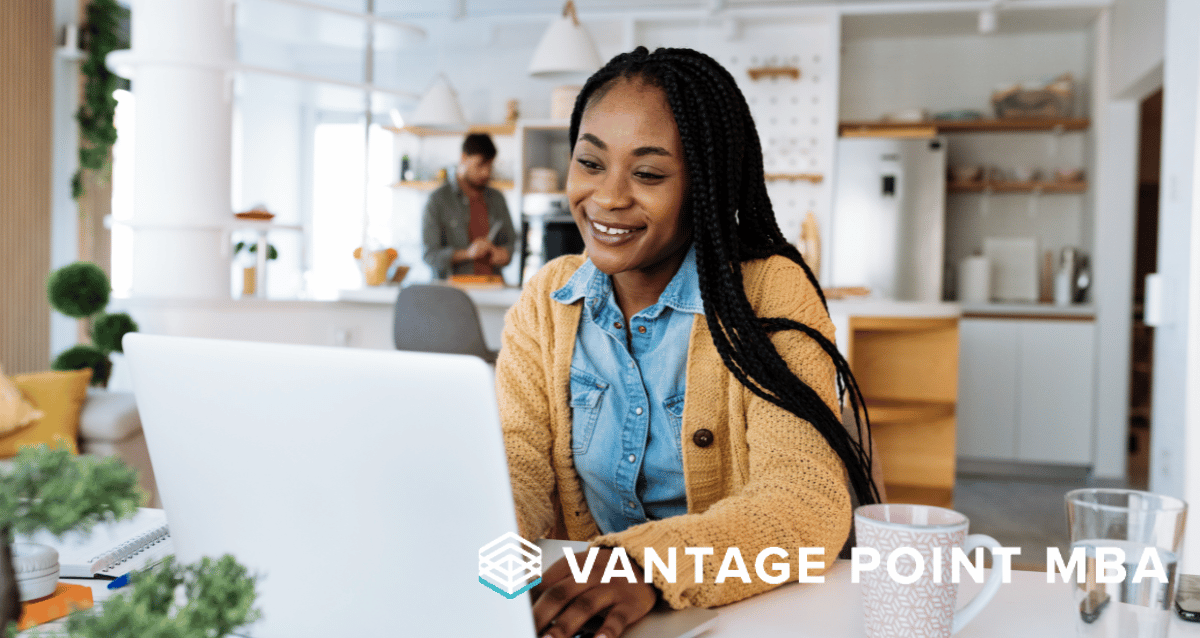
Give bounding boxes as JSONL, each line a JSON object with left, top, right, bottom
{"left": 579, "top": 133, "right": 673, "bottom": 158}
{"left": 633, "top": 146, "right": 672, "bottom": 158}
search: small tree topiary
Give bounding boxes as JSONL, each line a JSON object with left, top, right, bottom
{"left": 90, "top": 313, "right": 139, "bottom": 354}
{"left": 45, "top": 262, "right": 137, "bottom": 387}
{"left": 46, "top": 263, "right": 109, "bottom": 319}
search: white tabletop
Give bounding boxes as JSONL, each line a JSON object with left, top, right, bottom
{"left": 708, "top": 561, "right": 1200, "bottom": 637}
{"left": 23, "top": 563, "right": 1200, "bottom": 637}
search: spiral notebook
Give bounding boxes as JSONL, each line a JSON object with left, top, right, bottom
{"left": 15, "top": 507, "right": 174, "bottom": 578}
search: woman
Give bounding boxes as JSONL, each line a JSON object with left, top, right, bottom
{"left": 496, "top": 46, "right": 877, "bottom": 638}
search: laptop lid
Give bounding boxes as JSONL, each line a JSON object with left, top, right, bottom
{"left": 124, "top": 334, "right": 536, "bottom": 638}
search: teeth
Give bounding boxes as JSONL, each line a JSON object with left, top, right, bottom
{"left": 592, "top": 221, "right": 633, "bottom": 235}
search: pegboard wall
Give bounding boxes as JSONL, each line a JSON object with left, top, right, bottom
{"left": 637, "top": 14, "right": 840, "bottom": 281}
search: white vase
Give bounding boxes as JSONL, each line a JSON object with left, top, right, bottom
{"left": 10, "top": 543, "right": 59, "bottom": 602}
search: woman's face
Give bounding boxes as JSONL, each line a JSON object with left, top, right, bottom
{"left": 567, "top": 78, "right": 690, "bottom": 280}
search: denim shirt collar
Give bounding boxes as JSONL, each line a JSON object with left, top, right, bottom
{"left": 552, "top": 244, "right": 705, "bottom": 319}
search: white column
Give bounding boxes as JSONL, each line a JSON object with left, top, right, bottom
{"left": 128, "top": 0, "right": 234, "bottom": 298}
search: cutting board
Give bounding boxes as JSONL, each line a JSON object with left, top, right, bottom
{"left": 983, "top": 237, "right": 1038, "bottom": 303}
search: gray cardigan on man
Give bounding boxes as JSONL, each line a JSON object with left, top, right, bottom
{"left": 420, "top": 173, "right": 517, "bottom": 280}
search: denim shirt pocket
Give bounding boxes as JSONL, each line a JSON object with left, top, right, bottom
{"left": 569, "top": 368, "right": 609, "bottom": 455}
{"left": 663, "top": 393, "right": 686, "bottom": 465}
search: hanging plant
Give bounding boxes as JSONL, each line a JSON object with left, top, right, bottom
{"left": 72, "top": 0, "right": 130, "bottom": 199}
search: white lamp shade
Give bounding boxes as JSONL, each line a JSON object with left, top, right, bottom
{"left": 409, "top": 75, "right": 467, "bottom": 129}
{"left": 528, "top": 13, "right": 603, "bottom": 79}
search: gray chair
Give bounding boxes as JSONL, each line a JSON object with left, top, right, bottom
{"left": 393, "top": 284, "right": 498, "bottom": 364}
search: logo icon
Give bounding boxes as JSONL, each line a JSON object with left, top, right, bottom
{"left": 479, "top": 532, "right": 542, "bottom": 598}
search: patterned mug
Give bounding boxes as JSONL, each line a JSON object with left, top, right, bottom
{"left": 854, "top": 504, "right": 1004, "bottom": 638}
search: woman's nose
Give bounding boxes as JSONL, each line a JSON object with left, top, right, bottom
{"left": 591, "top": 172, "right": 632, "bottom": 210}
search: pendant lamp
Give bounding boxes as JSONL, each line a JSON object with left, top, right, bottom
{"left": 409, "top": 74, "right": 467, "bottom": 129}
{"left": 528, "top": 0, "right": 602, "bottom": 79}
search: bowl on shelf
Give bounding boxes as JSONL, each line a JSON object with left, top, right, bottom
{"left": 1054, "top": 167, "right": 1085, "bottom": 182}
{"left": 1010, "top": 166, "right": 1040, "bottom": 182}
{"left": 949, "top": 165, "right": 982, "bottom": 184}
{"left": 234, "top": 208, "right": 275, "bottom": 221}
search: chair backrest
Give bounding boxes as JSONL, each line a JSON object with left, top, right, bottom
{"left": 393, "top": 284, "right": 495, "bottom": 363}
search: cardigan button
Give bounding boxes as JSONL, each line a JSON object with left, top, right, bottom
{"left": 692, "top": 429, "right": 714, "bottom": 448}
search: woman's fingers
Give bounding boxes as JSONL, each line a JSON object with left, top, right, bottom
{"left": 533, "top": 581, "right": 657, "bottom": 638}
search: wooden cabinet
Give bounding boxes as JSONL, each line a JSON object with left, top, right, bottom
{"left": 847, "top": 316, "right": 959, "bottom": 508}
{"left": 957, "top": 317, "right": 1095, "bottom": 466}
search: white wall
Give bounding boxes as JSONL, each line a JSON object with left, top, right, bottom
{"left": 1108, "top": 0, "right": 1165, "bottom": 98}
{"left": 840, "top": 31, "right": 1092, "bottom": 121}
{"left": 1089, "top": 5, "right": 1138, "bottom": 480}
{"left": 50, "top": 0, "right": 81, "bottom": 355}
{"left": 1152, "top": 0, "right": 1200, "bottom": 573}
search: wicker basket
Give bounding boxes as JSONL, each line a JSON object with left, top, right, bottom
{"left": 991, "top": 74, "right": 1074, "bottom": 119}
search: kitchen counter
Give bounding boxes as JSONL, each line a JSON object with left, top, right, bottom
{"left": 827, "top": 298, "right": 960, "bottom": 318}
{"left": 958, "top": 301, "right": 1095, "bottom": 319}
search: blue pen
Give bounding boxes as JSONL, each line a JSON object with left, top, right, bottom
{"left": 107, "top": 573, "right": 130, "bottom": 590}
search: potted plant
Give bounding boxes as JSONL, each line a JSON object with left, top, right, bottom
{"left": 46, "top": 262, "right": 139, "bottom": 388}
{"left": 0, "top": 445, "right": 258, "bottom": 637}
{"left": 233, "top": 241, "right": 278, "bottom": 297}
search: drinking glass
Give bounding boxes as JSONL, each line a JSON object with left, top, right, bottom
{"left": 1065, "top": 488, "right": 1187, "bottom": 638}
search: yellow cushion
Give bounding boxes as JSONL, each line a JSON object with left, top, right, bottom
{"left": 0, "top": 365, "right": 44, "bottom": 435}
{"left": 0, "top": 369, "right": 92, "bottom": 458}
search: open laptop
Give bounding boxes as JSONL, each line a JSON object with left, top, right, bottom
{"left": 124, "top": 334, "right": 715, "bottom": 638}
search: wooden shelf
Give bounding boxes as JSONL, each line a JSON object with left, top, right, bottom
{"left": 948, "top": 180, "right": 1087, "bottom": 194}
{"left": 765, "top": 172, "right": 823, "bottom": 184}
{"left": 847, "top": 316, "right": 959, "bottom": 507}
{"left": 384, "top": 123, "right": 516, "bottom": 137}
{"left": 883, "top": 485, "right": 954, "bottom": 509}
{"left": 747, "top": 66, "right": 800, "bottom": 81}
{"left": 839, "top": 117, "right": 1089, "bottom": 137}
{"left": 865, "top": 399, "right": 956, "bottom": 426}
{"left": 391, "top": 179, "right": 513, "bottom": 191}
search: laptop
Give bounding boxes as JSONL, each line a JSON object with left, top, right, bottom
{"left": 124, "top": 334, "right": 716, "bottom": 638}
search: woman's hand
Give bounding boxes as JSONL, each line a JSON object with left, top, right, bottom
{"left": 531, "top": 548, "right": 658, "bottom": 638}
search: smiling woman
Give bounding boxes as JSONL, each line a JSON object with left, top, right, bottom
{"left": 496, "top": 47, "right": 878, "bottom": 638}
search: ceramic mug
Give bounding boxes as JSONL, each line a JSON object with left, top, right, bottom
{"left": 854, "top": 504, "right": 1004, "bottom": 638}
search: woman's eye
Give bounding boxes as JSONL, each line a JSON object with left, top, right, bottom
{"left": 636, "top": 171, "right": 666, "bottom": 181}
{"left": 576, "top": 158, "right": 602, "bottom": 171}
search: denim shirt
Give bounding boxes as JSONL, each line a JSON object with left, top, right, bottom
{"left": 551, "top": 246, "right": 704, "bottom": 534}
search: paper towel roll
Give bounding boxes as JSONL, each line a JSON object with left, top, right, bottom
{"left": 958, "top": 256, "right": 990, "bottom": 304}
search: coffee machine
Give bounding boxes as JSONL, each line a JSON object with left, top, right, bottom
{"left": 518, "top": 193, "right": 583, "bottom": 286}
{"left": 1054, "top": 247, "right": 1091, "bottom": 305}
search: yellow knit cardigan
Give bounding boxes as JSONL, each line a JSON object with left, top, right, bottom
{"left": 496, "top": 253, "right": 851, "bottom": 609}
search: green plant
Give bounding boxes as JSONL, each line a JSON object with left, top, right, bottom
{"left": 51, "top": 345, "right": 114, "bottom": 387}
{"left": 54, "top": 555, "right": 260, "bottom": 638}
{"left": 0, "top": 444, "right": 141, "bottom": 541}
{"left": 45, "top": 262, "right": 136, "bottom": 387}
{"left": 233, "top": 241, "right": 279, "bottom": 261}
{"left": 46, "top": 263, "right": 110, "bottom": 319}
{"left": 72, "top": 0, "right": 129, "bottom": 199}
{"left": 1, "top": 447, "right": 259, "bottom": 638}
{"left": 90, "top": 312, "right": 139, "bottom": 354}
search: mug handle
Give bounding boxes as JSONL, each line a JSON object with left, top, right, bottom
{"left": 951, "top": 534, "right": 1003, "bottom": 635}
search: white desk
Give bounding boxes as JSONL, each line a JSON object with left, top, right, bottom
{"left": 23, "top": 563, "right": 1200, "bottom": 637}
{"left": 710, "top": 561, "right": 1200, "bottom": 637}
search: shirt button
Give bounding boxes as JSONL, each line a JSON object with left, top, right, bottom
{"left": 628, "top": 501, "right": 636, "bottom": 509}
{"left": 637, "top": 325, "right": 647, "bottom": 334}
{"left": 614, "top": 321, "right": 623, "bottom": 330}
{"left": 693, "top": 429, "right": 715, "bottom": 448}
{"left": 635, "top": 407, "right": 643, "bottom": 415}
{"left": 628, "top": 454, "right": 636, "bottom": 463}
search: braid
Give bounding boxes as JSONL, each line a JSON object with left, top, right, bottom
{"left": 570, "top": 47, "right": 879, "bottom": 507}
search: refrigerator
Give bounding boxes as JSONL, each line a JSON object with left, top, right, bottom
{"left": 829, "top": 137, "right": 947, "bottom": 302}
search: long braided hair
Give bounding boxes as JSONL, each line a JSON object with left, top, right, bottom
{"left": 569, "top": 46, "right": 880, "bottom": 508}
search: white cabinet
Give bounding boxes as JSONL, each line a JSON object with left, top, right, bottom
{"left": 957, "top": 317, "right": 1094, "bottom": 466}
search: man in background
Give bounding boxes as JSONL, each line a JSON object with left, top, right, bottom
{"left": 421, "top": 133, "right": 516, "bottom": 280}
